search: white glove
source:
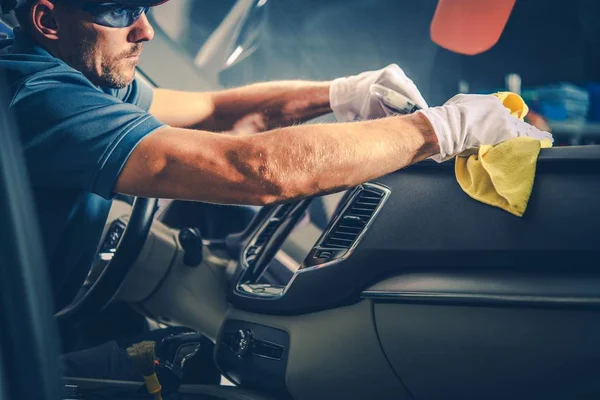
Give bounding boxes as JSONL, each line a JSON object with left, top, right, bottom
{"left": 418, "top": 94, "right": 554, "bottom": 163}
{"left": 330, "top": 64, "right": 428, "bottom": 122}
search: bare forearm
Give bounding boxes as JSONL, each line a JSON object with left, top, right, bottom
{"left": 251, "top": 113, "right": 438, "bottom": 202}
{"left": 149, "top": 89, "right": 215, "bottom": 129}
{"left": 149, "top": 81, "right": 332, "bottom": 132}
{"left": 208, "top": 81, "right": 332, "bottom": 132}
{"left": 115, "top": 114, "right": 438, "bottom": 205}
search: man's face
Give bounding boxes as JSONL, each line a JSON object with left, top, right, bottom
{"left": 53, "top": 2, "right": 155, "bottom": 88}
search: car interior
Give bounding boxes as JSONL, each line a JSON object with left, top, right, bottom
{"left": 2, "top": 1, "right": 600, "bottom": 400}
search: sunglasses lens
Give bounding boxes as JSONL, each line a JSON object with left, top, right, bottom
{"left": 93, "top": 6, "right": 148, "bottom": 28}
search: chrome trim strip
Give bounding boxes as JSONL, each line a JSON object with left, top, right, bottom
{"left": 361, "top": 291, "right": 600, "bottom": 307}
{"left": 235, "top": 182, "right": 391, "bottom": 299}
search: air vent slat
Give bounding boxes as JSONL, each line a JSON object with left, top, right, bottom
{"left": 347, "top": 214, "right": 371, "bottom": 220}
{"left": 337, "top": 224, "right": 363, "bottom": 230}
{"left": 350, "top": 207, "right": 377, "bottom": 212}
{"left": 328, "top": 236, "right": 355, "bottom": 242}
{"left": 321, "top": 186, "right": 387, "bottom": 251}
{"left": 325, "top": 243, "right": 350, "bottom": 249}
{"left": 358, "top": 198, "right": 382, "bottom": 204}
{"left": 348, "top": 210, "right": 373, "bottom": 216}
{"left": 336, "top": 227, "right": 363, "bottom": 235}
{"left": 329, "top": 232, "right": 357, "bottom": 239}
{"left": 356, "top": 200, "right": 379, "bottom": 207}
{"left": 325, "top": 240, "right": 353, "bottom": 248}
{"left": 338, "top": 221, "right": 364, "bottom": 226}
{"left": 360, "top": 192, "right": 382, "bottom": 197}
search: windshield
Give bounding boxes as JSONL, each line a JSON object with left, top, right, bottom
{"left": 150, "top": 0, "right": 600, "bottom": 146}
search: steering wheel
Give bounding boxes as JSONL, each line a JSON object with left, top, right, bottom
{"left": 55, "top": 197, "right": 157, "bottom": 325}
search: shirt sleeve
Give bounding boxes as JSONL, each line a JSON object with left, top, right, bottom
{"left": 12, "top": 68, "right": 166, "bottom": 199}
{"left": 101, "top": 76, "right": 155, "bottom": 111}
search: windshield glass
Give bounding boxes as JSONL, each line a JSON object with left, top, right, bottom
{"left": 150, "top": 0, "right": 600, "bottom": 146}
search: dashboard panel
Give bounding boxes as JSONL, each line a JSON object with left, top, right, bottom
{"left": 227, "top": 147, "right": 600, "bottom": 315}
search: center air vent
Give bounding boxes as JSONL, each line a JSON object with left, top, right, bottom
{"left": 320, "top": 185, "right": 388, "bottom": 251}
{"left": 255, "top": 218, "right": 280, "bottom": 247}
{"left": 244, "top": 203, "right": 294, "bottom": 267}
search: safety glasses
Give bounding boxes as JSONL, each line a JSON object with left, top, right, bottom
{"left": 60, "top": 1, "right": 150, "bottom": 28}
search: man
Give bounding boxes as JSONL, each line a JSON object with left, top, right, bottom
{"left": 1, "top": 0, "right": 553, "bottom": 383}
{"left": 1, "top": 0, "right": 550, "bottom": 364}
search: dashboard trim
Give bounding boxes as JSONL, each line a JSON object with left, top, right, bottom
{"left": 362, "top": 272, "right": 600, "bottom": 309}
{"left": 362, "top": 291, "right": 600, "bottom": 308}
{"left": 235, "top": 183, "right": 391, "bottom": 299}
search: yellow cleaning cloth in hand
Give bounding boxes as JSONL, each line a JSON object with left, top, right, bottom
{"left": 455, "top": 92, "right": 552, "bottom": 217}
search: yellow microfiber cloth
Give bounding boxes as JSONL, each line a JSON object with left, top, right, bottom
{"left": 455, "top": 92, "right": 553, "bottom": 217}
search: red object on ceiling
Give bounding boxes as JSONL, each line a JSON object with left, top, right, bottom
{"left": 430, "top": 0, "right": 516, "bottom": 55}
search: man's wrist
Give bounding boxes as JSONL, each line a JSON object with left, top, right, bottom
{"left": 329, "top": 77, "right": 356, "bottom": 121}
{"left": 409, "top": 112, "right": 441, "bottom": 159}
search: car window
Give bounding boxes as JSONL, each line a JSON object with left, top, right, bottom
{"left": 150, "top": 0, "right": 600, "bottom": 146}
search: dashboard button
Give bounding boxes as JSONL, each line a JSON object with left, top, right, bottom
{"left": 231, "top": 329, "right": 254, "bottom": 358}
{"left": 252, "top": 341, "right": 284, "bottom": 360}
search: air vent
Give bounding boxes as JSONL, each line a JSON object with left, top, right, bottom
{"left": 245, "top": 220, "right": 278, "bottom": 266}
{"left": 255, "top": 218, "right": 280, "bottom": 246}
{"left": 274, "top": 203, "right": 294, "bottom": 218}
{"left": 321, "top": 186, "right": 386, "bottom": 250}
{"left": 245, "top": 204, "right": 291, "bottom": 267}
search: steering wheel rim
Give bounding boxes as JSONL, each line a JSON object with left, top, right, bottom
{"left": 55, "top": 197, "right": 157, "bottom": 324}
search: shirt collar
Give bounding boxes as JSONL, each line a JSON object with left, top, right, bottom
{"left": 12, "top": 27, "right": 55, "bottom": 58}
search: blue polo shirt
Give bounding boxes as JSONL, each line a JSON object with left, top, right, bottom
{"left": 0, "top": 28, "right": 166, "bottom": 307}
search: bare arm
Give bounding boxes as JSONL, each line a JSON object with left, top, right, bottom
{"left": 148, "top": 81, "right": 332, "bottom": 133}
{"left": 114, "top": 113, "right": 439, "bottom": 205}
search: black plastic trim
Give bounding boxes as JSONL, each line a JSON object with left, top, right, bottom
{"left": 228, "top": 145, "right": 600, "bottom": 315}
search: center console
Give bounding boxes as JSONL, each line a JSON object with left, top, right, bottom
{"left": 216, "top": 183, "right": 391, "bottom": 394}
{"left": 217, "top": 319, "right": 290, "bottom": 394}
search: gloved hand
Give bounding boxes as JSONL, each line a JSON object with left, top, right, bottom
{"left": 330, "top": 64, "right": 428, "bottom": 122}
{"left": 418, "top": 94, "right": 554, "bottom": 163}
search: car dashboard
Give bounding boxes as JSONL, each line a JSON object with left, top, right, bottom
{"left": 115, "top": 146, "right": 600, "bottom": 400}
{"left": 211, "top": 148, "right": 600, "bottom": 398}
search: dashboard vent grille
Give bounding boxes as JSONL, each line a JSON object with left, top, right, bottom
{"left": 275, "top": 203, "right": 294, "bottom": 218}
{"left": 246, "top": 203, "right": 295, "bottom": 266}
{"left": 255, "top": 219, "right": 280, "bottom": 246}
{"left": 255, "top": 204, "right": 294, "bottom": 246}
{"left": 321, "top": 187, "right": 386, "bottom": 250}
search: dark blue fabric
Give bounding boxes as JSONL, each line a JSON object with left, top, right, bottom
{"left": 0, "top": 28, "right": 165, "bottom": 304}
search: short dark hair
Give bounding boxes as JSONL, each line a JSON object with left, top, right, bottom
{"left": 14, "top": 6, "right": 29, "bottom": 27}
{"left": 14, "top": 1, "right": 33, "bottom": 27}
{"left": 14, "top": 0, "right": 55, "bottom": 28}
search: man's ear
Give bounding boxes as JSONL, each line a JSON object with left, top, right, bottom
{"left": 31, "top": 0, "right": 59, "bottom": 40}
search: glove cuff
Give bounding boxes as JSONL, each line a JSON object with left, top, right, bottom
{"left": 330, "top": 77, "right": 360, "bottom": 122}
{"left": 417, "top": 107, "right": 456, "bottom": 163}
